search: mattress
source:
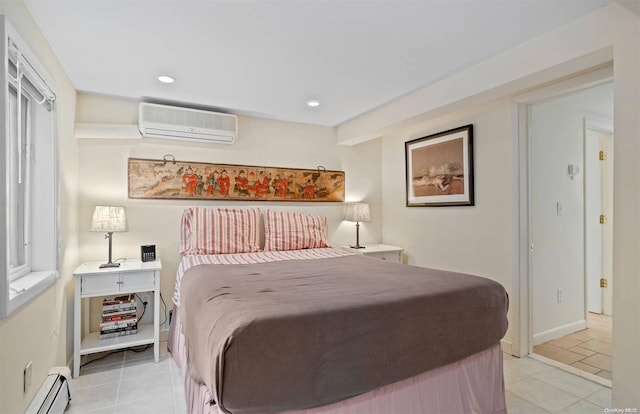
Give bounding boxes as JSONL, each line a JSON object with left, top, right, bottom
{"left": 173, "top": 250, "right": 508, "bottom": 413}
{"left": 169, "top": 304, "right": 507, "bottom": 414}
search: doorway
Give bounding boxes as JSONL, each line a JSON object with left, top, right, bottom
{"left": 527, "top": 82, "right": 613, "bottom": 381}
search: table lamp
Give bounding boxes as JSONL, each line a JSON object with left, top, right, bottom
{"left": 344, "top": 202, "right": 370, "bottom": 249}
{"left": 91, "top": 206, "right": 128, "bottom": 268}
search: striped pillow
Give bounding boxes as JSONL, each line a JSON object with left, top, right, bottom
{"left": 264, "top": 209, "right": 329, "bottom": 251}
{"left": 180, "top": 207, "right": 261, "bottom": 255}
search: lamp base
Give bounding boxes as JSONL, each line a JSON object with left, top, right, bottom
{"left": 100, "top": 232, "right": 120, "bottom": 268}
{"left": 350, "top": 222, "right": 366, "bottom": 249}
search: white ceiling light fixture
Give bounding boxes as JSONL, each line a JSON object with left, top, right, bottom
{"left": 158, "top": 75, "right": 175, "bottom": 84}
{"left": 306, "top": 99, "right": 320, "bottom": 108}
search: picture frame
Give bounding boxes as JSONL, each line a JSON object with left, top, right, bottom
{"left": 405, "top": 124, "right": 474, "bottom": 207}
{"left": 128, "top": 158, "right": 345, "bottom": 202}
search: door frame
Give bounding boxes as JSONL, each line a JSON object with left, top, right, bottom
{"left": 510, "top": 65, "right": 612, "bottom": 357}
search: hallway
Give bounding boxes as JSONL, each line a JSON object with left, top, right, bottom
{"left": 534, "top": 313, "right": 612, "bottom": 380}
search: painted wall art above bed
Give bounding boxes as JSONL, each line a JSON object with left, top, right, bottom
{"left": 128, "top": 157, "right": 345, "bottom": 202}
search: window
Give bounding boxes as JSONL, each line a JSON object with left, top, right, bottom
{"left": 1, "top": 16, "right": 58, "bottom": 318}
{"left": 8, "top": 86, "right": 30, "bottom": 281}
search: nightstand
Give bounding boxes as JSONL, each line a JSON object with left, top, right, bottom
{"left": 73, "top": 259, "right": 162, "bottom": 377}
{"left": 342, "top": 244, "right": 404, "bottom": 263}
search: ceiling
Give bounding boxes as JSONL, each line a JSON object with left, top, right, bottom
{"left": 24, "top": 0, "right": 614, "bottom": 126}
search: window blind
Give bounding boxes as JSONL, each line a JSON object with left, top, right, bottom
{"left": 7, "top": 39, "right": 55, "bottom": 110}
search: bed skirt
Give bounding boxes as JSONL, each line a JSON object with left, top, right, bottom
{"left": 169, "top": 307, "right": 506, "bottom": 414}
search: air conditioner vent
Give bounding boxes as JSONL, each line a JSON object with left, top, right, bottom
{"left": 139, "top": 103, "right": 237, "bottom": 144}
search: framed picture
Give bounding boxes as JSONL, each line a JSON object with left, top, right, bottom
{"left": 405, "top": 124, "right": 474, "bottom": 207}
{"left": 128, "top": 158, "right": 345, "bottom": 202}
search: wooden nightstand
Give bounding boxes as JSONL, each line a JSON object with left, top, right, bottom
{"left": 342, "top": 244, "right": 404, "bottom": 263}
{"left": 73, "top": 259, "right": 162, "bottom": 377}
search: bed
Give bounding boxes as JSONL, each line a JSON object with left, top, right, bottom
{"left": 168, "top": 207, "right": 508, "bottom": 414}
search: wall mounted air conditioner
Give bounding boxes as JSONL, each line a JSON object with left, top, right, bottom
{"left": 138, "top": 102, "right": 237, "bottom": 144}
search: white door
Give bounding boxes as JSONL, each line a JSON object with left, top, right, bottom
{"left": 585, "top": 127, "right": 603, "bottom": 313}
{"left": 584, "top": 125, "right": 613, "bottom": 315}
{"left": 529, "top": 101, "right": 586, "bottom": 345}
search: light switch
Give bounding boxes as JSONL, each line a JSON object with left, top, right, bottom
{"left": 568, "top": 164, "right": 580, "bottom": 179}
{"left": 557, "top": 202, "right": 563, "bottom": 216}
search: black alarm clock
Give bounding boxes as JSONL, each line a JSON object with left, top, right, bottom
{"left": 141, "top": 245, "right": 156, "bottom": 262}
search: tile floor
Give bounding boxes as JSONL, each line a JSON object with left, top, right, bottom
{"left": 504, "top": 352, "right": 611, "bottom": 413}
{"left": 68, "top": 341, "right": 186, "bottom": 414}
{"left": 68, "top": 342, "right": 612, "bottom": 413}
{"left": 533, "top": 313, "right": 612, "bottom": 380}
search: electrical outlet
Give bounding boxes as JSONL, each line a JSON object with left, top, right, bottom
{"left": 24, "top": 361, "right": 32, "bottom": 393}
{"left": 557, "top": 288, "right": 564, "bottom": 303}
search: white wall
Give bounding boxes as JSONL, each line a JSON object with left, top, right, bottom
{"left": 609, "top": 7, "right": 640, "bottom": 404}
{"left": 344, "top": 3, "right": 639, "bottom": 406}
{"left": 529, "top": 101, "right": 587, "bottom": 343}
{"left": 0, "top": 1, "right": 78, "bottom": 413}
{"left": 75, "top": 93, "right": 382, "bottom": 330}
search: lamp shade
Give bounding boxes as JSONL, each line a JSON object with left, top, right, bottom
{"left": 344, "top": 203, "right": 371, "bottom": 223}
{"left": 90, "top": 206, "right": 128, "bottom": 232}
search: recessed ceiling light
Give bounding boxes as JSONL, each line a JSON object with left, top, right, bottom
{"left": 158, "top": 75, "right": 175, "bottom": 84}
{"left": 306, "top": 99, "right": 320, "bottom": 107}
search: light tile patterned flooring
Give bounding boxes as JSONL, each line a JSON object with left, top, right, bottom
{"left": 533, "top": 313, "right": 612, "bottom": 380}
{"left": 68, "top": 341, "right": 612, "bottom": 413}
{"left": 69, "top": 341, "right": 186, "bottom": 414}
{"left": 504, "top": 352, "right": 611, "bottom": 413}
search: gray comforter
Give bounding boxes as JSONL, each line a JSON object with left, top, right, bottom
{"left": 179, "top": 254, "right": 508, "bottom": 414}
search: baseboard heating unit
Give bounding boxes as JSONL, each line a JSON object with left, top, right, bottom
{"left": 25, "top": 367, "right": 73, "bottom": 414}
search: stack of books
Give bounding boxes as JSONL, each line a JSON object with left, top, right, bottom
{"left": 101, "top": 294, "right": 138, "bottom": 339}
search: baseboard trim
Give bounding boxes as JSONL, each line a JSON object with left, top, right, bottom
{"left": 533, "top": 319, "right": 587, "bottom": 346}
{"left": 66, "top": 354, "right": 74, "bottom": 376}
{"left": 500, "top": 339, "right": 513, "bottom": 356}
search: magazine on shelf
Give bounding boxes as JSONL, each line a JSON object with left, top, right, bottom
{"left": 100, "top": 318, "right": 138, "bottom": 329}
{"left": 102, "top": 293, "right": 136, "bottom": 305}
{"left": 99, "top": 328, "right": 138, "bottom": 340}
{"left": 99, "top": 294, "right": 140, "bottom": 339}
{"left": 100, "top": 322, "right": 137, "bottom": 332}
{"left": 102, "top": 307, "right": 137, "bottom": 316}
{"left": 102, "top": 294, "right": 137, "bottom": 311}
{"left": 102, "top": 313, "right": 137, "bottom": 322}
